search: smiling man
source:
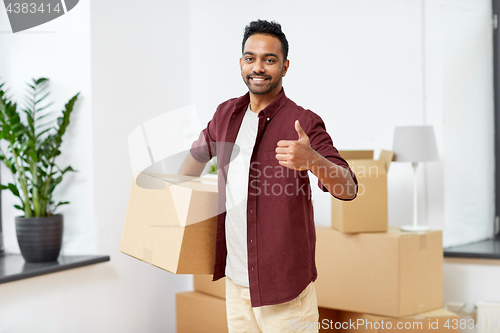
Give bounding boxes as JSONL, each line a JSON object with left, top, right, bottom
{"left": 241, "top": 32, "right": 286, "bottom": 102}
{"left": 179, "top": 20, "right": 357, "bottom": 332}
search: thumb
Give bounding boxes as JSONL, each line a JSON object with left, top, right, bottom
{"left": 295, "top": 120, "right": 307, "bottom": 140}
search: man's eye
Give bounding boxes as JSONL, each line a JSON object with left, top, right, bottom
{"left": 266, "top": 59, "right": 276, "bottom": 63}
{"left": 245, "top": 57, "right": 253, "bottom": 61}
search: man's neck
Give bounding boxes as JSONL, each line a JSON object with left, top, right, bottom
{"left": 248, "top": 87, "right": 282, "bottom": 113}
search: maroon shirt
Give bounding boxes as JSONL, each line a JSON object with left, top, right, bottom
{"left": 190, "top": 88, "right": 357, "bottom": 307}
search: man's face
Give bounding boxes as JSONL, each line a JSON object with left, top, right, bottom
{"left": 240, "top": 34, "right": 289, "bottom": 96}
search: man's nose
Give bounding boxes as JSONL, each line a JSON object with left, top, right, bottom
{"left": 253, "top": 59, "right": 265, "bottom": 73}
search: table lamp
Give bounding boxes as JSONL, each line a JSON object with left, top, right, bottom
{"left": 392, "top": 126, "right": 439, "bottom": 231}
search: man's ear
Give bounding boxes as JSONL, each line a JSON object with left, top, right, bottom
{"left": 282, "top": 59, "right": 290, "bottom": 77}
{"left": 239, "top": 57, "right": 243, "bottom": 69}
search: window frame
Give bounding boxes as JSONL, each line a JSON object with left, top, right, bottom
{"left": 494, "top": 0, "right": 500, "bottom": 239}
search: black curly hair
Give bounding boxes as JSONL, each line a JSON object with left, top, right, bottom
{"left": 242, "top": 19, "right": 289, "bottom": 60}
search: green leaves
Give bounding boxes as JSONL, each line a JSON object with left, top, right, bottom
{"left": 0, "top": 183, "right": 22, "bottom": 202}
{"left": 0, "top": 77, "right": 78, "bottom": 217}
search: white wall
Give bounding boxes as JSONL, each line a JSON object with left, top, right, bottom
{"left": 0, "top": 1, "right": 193, "bottom": 332}
{"left": 90, "top": 0, "right": 194, "bottom": 330}
{"left": 443, "top": 258, "right": 500, "bottom": 333}
{"left": 0, "top": 0, "right": 95, "bottom": 257}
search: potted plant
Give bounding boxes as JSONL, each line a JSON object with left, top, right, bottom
{"left": 0, "top": 77, "right": 79, "bottom": 262}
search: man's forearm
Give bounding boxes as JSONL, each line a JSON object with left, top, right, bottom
{"left": 178, "top": 152, "right": 207, "bottom": 177}
{"left": 309, "top": 151, "right": 357, "bottom": 200}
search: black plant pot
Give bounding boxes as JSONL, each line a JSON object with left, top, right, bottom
{"left": 15, "top": 215, "right": 63, "bottom": 263}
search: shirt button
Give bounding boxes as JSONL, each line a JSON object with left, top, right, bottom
{"left": 252, "top": 267, "right": 254, "bottom": 270}
{"left": 250, "top": 239, "right": 253, "bottom": 242}
{"left": 267, "top": 117, "right": 270, "bottom": 121}
{"left": 250, "top": 210, "right": 253, "bottom": 213}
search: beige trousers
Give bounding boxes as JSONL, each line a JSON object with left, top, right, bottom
{"left": 225, "top": 277, "right": 319, "bottom": 333}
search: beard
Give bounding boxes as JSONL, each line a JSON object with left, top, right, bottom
{"left": 243, "top": 67, "right": 283, "bottom": 95}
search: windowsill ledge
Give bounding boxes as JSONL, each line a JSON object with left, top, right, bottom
{"left": 444, "top": 238, "right": 500, "bottom": 260}
{"left": 0, "top": 254, "right": 110, "bottom": 284}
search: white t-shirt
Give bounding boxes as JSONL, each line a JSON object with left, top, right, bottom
{"left": 225, "top": 104, "right": 258, "bottom": 287}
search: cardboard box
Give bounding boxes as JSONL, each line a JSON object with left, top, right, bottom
{"left": 337, "top": 308, "right": 459, "bottom": 333}
{"left": 331, "top": 150, "right": 393, "bottom": 233}
{"left": 176, "top": 291, "right": 228, "bottom": 333}
{"left": 318, "top": 307, "right": 341, "bottom": 331}
{"left": 120, "top": 172, "right": 218, "bottom": 274}
{"left": 315, "top": 226, "right": 443, "bottom": 317}
{"left": 193, "top": 274, "right": 226, "bottom": 299}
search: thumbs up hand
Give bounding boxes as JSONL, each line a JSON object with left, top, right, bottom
{"left": 275, "top": 120, "right": 318, "bottom": 170}
{"left": 294, "top": 119, "right": 308, "bottom": 141}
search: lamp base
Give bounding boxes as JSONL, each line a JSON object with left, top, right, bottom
{"left": 400, "top": 225, "right": 430, "bottom": 232}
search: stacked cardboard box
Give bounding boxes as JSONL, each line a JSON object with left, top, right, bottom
{"left": 315, "top": 226, "right": 443, "bottom": 317}
{"left": 332, "top": 150, "right": 393, "bottom": 233}
{"left": 176, "top": 291, "right": 228, "bottom": 333}
{"left": 315, "top": 150, "right": 447, "bottom": 329}
{"left": 193, "top": 274, "right": 226, "bottom": 299}
{"left": 176, "top": 275, "right": 227, "bottom": 332}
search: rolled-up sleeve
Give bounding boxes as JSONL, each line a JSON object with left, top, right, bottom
{"left": 305, "top": 114, "right": 358, "bottom": 200}
{"left": 190, "top": 118, "right": 217, "bottom": 163}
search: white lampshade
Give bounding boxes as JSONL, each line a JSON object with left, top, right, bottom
{"left": 392, "top": 126, "right": 439, "bottom": 163}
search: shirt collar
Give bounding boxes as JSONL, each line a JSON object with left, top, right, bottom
{"left": 233, "top": 88, "right": 288, "bottom": 120}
